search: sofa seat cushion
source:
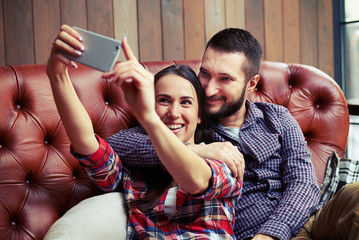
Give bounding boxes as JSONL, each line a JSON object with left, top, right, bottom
{"left": 44, "top": 192, "right": 127, "bottom": 240}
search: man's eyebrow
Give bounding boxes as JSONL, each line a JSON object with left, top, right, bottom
{"left": 199, "top": 67, "right": 234, "bottom": 78}
{"left": 218, "top": 73, "right": 235, "bottom": 78}
{"left": 199, "top": 67, "right": 207, "bottom": 72}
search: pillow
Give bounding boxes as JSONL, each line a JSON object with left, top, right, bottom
{"left": 319, "top": 151, "right": 359, "bottom": 206}
{"left": 44, "top": 192, "right": 128, "bottom": 240}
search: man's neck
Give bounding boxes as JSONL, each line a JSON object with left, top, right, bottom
{"left": 218, "top": 106, "right": 247, "bottom": 128}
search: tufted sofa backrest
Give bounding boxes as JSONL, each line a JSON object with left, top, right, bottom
{"left": 0, "top": 60, "right": 349, "bottom": 240}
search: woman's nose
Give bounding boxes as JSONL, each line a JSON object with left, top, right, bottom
{"left": 168, "top": 104, "right": 181, "bottom": 118}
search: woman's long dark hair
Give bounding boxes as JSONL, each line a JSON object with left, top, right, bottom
{"left": 131, "top": 64, "right": 207, "bottom": 212}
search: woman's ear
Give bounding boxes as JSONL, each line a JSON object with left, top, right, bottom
{"left": 246, "top": 74, "right": 260, "bottom": 93}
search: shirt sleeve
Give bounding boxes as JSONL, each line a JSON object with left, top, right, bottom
{"left": 257, "top": 108, "right": 321, "bottom": 240}
{"left": 71, "top": 135, "right": 123, "bottom": 192}
{"left": 107, "top": 126, "right": 163, "bottom": 168}
{"left": 194, "top": 159, "right": 242, "bottom": 200}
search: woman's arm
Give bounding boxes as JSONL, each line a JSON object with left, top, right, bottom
{"left": 104, "top": 40, "right": 212, "bottom": 195}
{"left": 46, "top": 24, "right": 99, "bottom": 155}
{"left": 143, "top": 117, "right": 212, "bottom": 195}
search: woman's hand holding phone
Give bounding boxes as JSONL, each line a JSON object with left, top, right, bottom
{"left": 47, "top": 25, "right": 84, "bottom": 77}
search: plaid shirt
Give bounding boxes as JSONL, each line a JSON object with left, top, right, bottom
{"left": 319, "top": 151, "right": 359, "bottom": 205}
{"left": 114, "top": 101, "right": 321, "bottom": 240}
{"left": 76, "top": 135, "right": 241, "bottom": 240}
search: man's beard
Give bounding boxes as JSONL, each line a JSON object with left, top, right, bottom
{"left": 206, "top": 87, "right": 246, "bottom": 119}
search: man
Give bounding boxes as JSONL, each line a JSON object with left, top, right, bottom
{"left": 115, "top": 28, "right": 320, "bottom": 240}
{"left": 194, "top": 29, "right": 359, "bottom": 240}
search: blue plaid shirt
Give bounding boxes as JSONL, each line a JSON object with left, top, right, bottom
{"left": 109, "top": 101, "right": 321, "bottom": 240}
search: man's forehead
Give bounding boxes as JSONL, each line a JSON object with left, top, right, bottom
{"left": 201, "top": 48, "right": 245, "bottom": 76}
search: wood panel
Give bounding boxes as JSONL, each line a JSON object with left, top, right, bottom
{"left": 60, "top": 0, "right": 87, "bottom": 29}
{"left": 300, "top": 0, "right": 318, "bottom": 67}
{"left": 3, "top": 0, "right": 34, "bottom": 65}
{"left": 318, "top": 0, "right": 334, "bottom": 78}
{"left": 204, "top": 0, "right": 225, "bottom": 42}
{"left": 183, "top": 0, "right": 205, "bottom": 60}
{"left": 87, "top": 0, "right": 114, "bottom": 37}
{"left": 0, "top": 0, "right": 5, "bottom": 66}
{"left": 0, "top": 0, "right": 336, "bottom": 80}
{"left": 113, "top": 0, "right": 138, "bottom": 60}
{"left": 264, "top": 0, "right": 283, "bottom": 62}
{"left": 225, "top": 0, "right": 245, "bottom": 29}
{"left": 162, "top": 0, "right": 184, "bottom": 60}
{"left": 33, "top": 0, "right": 61, "bottom": 64}
{"left": 283, "top": 0, "right": 301, "bottom": 63}
{"left": 245, "top": 0, "right": 265, "bottom": 58}
{"left": 137, "top": 0, "right": 162, "bottom": 61}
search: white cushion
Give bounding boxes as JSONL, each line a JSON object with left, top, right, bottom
{"left": 44, "top": 192, "right": 128, "bottom": 240}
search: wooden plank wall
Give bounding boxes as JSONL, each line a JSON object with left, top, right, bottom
{"left": 0, "top": 0, "right": 334, "bottom": 78}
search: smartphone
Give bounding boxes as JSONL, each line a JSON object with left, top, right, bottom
{"left": 64, "top": 26, "right": 122, "bottom": 72}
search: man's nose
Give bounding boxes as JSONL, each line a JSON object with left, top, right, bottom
{"left": 205, "top": 79, "right": 219, "bottom": 97}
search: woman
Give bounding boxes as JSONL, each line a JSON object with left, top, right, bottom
{"left": 46, "top": 24, "right": 241, "bottom": 239}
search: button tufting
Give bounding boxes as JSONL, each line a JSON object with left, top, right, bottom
{"left": 11, "top": 221, "right": 16, "bottom": 226}
{"left": 105, "top": 101, "right": 109, "bottom": 105}
{"left": 16, "top": 105, "right": 21, "bottom": 109}
{"left": 44, "top": 140, "right": 48, "bottom": 145}
{"left": 316, "top": 104, "right": 320, "bottom": 109}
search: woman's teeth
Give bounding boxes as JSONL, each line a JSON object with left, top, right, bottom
{"left": 167, "top": 124, "right": 183, "bottom": 130}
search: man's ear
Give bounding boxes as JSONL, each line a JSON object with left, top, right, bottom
{"left": 246, "top": 74, "right": 260, "bottom": 93}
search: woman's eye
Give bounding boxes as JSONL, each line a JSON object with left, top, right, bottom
{"left": 158, "top": 98, "right": 169, "bottom": 104}
{"left": 181, "top": 100, "right": 192, "bottom": 105}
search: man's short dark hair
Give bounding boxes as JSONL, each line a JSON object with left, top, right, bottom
{"left": 205, "top": 28, "right": 263, "bottom": 82}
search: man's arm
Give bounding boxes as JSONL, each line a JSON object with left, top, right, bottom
{"left": 256, "top": 108, "right": 320, "bottom": 240}
{"left": 110, "top": 128, "right": 244, "bottom": 181}
{"left": 187, "top": 142, "right": 244, "bottom": 181}
{"left": 107, "top": 126, "right": 163, "bottom": 167}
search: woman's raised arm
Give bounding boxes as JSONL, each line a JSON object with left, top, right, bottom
{"left": 46, "top": 24, "right": 99, "bottom": 156}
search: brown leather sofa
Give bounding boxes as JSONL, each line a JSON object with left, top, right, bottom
{"left": 0, "top": 60, "right": 349, "bottom": 240}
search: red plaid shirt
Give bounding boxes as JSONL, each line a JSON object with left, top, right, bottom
{"left": 75, "top": 135, "right": 241, "bottom": 239}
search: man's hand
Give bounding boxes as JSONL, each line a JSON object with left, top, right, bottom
{"left": 186, "top": 142, "right": 244, "bottom": 181}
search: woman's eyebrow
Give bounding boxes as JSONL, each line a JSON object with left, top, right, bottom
{"left": 180, "top": 96, "right": 195, "bottom": 101}
{"left": 156, "top": 94, "right": 194, "bottom": 100}
{"left": 156, "top": 93, "right": 171, "bottom": 98}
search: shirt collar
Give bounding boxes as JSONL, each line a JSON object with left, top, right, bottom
{"left": 242, "top": 100, "right": 264, "bottom": 128}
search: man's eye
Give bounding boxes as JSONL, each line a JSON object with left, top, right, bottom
{"left": 199, "top": 71, "right": 210, "bottom": 78}
{"left": 221, "top": 77, "right": 231, "bottom": 81}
